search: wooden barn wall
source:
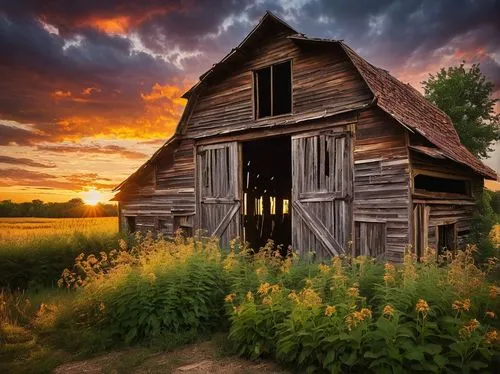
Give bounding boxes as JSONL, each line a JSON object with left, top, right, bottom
{"left": 119, "top": 139, "right": 196, "bottom": 235}
{"left": 410, "top": 150, "right": 482, "bottom": 249}
{"left": 353, "top": 108, "right": 411, "bottom": 262}
{"left": 184, "top": 33, "right": 373, "bottom": 139}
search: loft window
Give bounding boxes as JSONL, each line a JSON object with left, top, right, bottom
{"left": 414, "top": 174, "right": 469, "bottom": 195}
{"left": 254, "top": 61, "right": 292, "bottom": 119}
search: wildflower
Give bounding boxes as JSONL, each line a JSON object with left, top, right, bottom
{"left": 486, "top": 311, "right": 496, "bottom": 319}
{"left": 269, "top": 284, "right": 280, "bottom": 294}
{"left": 452, "top": 298, "right": 471, "bottom": 312}
{"left": 384, "top": 263, "right": 396, "bottom": 284}
{"left": 305, "top": 279, "right": 313, "bottom": 288}
{"left": 318, "top": 263, "right": 330, "bottom": 273}
{"left": 262, "top": 296, "right": 272, "bottom": 305}
{"left": 489, "top": 286, "right": 498, "bottom": 299}
{"left": 258, "top": 282, "right": 271, "bottom": 295}
{"left": 485, "top": 329, "right": 499, "bottom": 344}
{"left": 246, "top": 291, "right": 254, "bottom": 302}
{"left": 383, "top": 305, "right": 394, "bottom": 317}
{"left": 224, "top": 293, "right": 236, "bottom": 303}
{"left": 360, "top": 308, "right": 372, "bottom": 319}
{"left": 459, "top": 319, "right": 480, "bottom": 338}
{"left": 233, "top": 306, "right": 242, "bottom": 315}
{"left": 487, "top": 257, "right": 498, "bottom": 267}
{"left": 415, "top": 299, "right": 429, "bottom": 314}
{"left": 99, "top": 302, "right": 106, "bottom": 312}
{"left": 300, "top": 288, "right": 322, "bottom": 308}
{"left": 325, "top": 305, "right": 336, "bottom": 317}
{"left": 347, "top": 287, "right": 359, "bottom": 298}
{"left": 288, "top": 290, "right": 299, "bottom": 303}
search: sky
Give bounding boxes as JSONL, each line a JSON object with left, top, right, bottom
{"left": 0, "top": 0, "right": 499, "bottom": 203}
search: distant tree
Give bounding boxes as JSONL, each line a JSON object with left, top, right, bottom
{"left": 422, "top": 63, "right": 500, "bottom": 159}
{"left": 0, "top": 199, "right": 117, "bottom": 218}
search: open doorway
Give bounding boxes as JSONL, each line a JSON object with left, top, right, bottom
{"left": 242, "top": 136, "right": 292, "bottom": 250}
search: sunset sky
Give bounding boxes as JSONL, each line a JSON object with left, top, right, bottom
{"left": 0, "top": 0, "right": 499, "bottom": 203}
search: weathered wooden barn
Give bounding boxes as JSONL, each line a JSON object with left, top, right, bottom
{"left": 113, "top": 12, "right": 497, "bottom": 262}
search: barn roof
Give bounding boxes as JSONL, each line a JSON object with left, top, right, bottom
{"left": 113, "top": 11, "right": 495, "bottom": 193}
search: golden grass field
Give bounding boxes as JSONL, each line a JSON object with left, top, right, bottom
{"left": 0, "top": 217, "right": 118, "bottom": 245}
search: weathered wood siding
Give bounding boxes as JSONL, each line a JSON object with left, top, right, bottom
{"left": 120, "top": 139, "right": 196, "bottom": 235}
{"left": 353, "top": 108, "right": 411, "bottom": 261}
{"left": 183, "top": 33, "right": 372, "bottom": 138}
{"left": 410, "top": 150, "right": 482, "bottom": 249}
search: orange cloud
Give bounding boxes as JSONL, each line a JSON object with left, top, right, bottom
{"left": 87, "top": 16, "right": 131, "bottom": 34}
{"left": 52, "top": 90, "right": 72, "bottom": 98}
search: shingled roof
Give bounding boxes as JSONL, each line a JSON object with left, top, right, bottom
{"left": 338, "top": 43, "right": 496, "bottom": 179}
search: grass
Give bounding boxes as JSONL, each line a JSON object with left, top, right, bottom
{"left": 0, "top": 217, "right": 123, "bottom": 289}
{"left": 0, "top": 217, "right": 118, "bottom": 245}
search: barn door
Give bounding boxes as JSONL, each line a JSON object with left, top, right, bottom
{"left": 292, "top": 131, "right": 352, "bottom": 258}
{"left": 196, "top": 142, "right": 241, "bottom": 248}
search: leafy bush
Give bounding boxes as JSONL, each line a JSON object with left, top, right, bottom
{"left": 0, "top": 232, "right": 129, "bottom": 289}
{"left": 60, "top": 234, "right": 228, "bottom": 344}
{"left": 227, "top": 246, "right": 500, "bottom": 373}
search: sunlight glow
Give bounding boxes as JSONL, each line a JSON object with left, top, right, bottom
{"left": 82, "top": 189, "right": 103, "bottom": 206}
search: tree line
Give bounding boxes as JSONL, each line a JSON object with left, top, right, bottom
{"left": 0, "top": 199, "right": 117, "bottom": 218}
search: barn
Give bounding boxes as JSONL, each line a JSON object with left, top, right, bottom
{"left": 112, "top": 12, "right": 497, "bottom": 262}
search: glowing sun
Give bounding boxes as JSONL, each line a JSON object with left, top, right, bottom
{"left": 82, "top": 189, "right": 103, "bottom": 206}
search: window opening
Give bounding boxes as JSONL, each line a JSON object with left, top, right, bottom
{"left": 254, "top": 61, "right": 291, "bottom": 119}
{"left": 414, "top": 174, "right": 469, "bottom": 195}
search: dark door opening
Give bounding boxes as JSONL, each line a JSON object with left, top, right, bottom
{"left": 242, "top": 136, "right": 292, "bottom": 251}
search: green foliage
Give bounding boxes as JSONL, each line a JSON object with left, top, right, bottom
{"left": 62, "top": 234, "right": 228, "bottom": 345}
{"left": 0, "top": 232, "right": 129, "bottom": 289}
{"left": 227, "top": 247, "right": 500, "bottom": 373}
{"left": 470, "top": 190, "right": 498, "bottom": 263}
{"left": 422, "top": 63, "right": 500, "bottom": 159}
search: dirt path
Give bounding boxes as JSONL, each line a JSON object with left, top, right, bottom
{"left": 53, "top": 338, "right": 286, "bottom": 374}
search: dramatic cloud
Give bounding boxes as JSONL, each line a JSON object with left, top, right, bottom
{"left": 37, "top": 144, "right": 148, "bottom": 159}
{"left": 0, "top": 168, "right": 116, "bottom": 190}
{"left": 0, "top": 155, "right": 56, "bottom": 168}
{"left": 0, "top": 0, "right": 498, "bottom": 201}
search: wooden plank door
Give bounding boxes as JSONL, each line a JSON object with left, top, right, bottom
{"left": 291, "top": 131, "right": 352, "bottom": 258}
{"left": 196, "top": 142, "right": 241, "bottom": 248}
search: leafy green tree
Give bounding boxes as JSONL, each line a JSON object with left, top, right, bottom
{"left": 422, "top": 63, "right": 500, "bottom": 158}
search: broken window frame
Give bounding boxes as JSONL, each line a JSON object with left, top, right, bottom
{"left": 413, "top": 171, "right": 472, "bottom": 197}
{"left": 253, "top": 60, "right": 293, "bottom": 119}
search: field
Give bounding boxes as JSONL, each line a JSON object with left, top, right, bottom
{"left": 0, "top": 217, "right": 118, "bottom": 245}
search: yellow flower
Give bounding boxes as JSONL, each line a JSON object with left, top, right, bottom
{"left": 459, "top": 319, "right": 480, "bottom": 338}
{"left": 489, "top": 286, "right": 498, "bottom": 299}
{"left": 415, "top": 299, "right": 429, "bottom": 314}
{"left": 262, "top": 296, "right": 272, "bottom": 305}
{"left": 383, "top": 274, "right": 395, "bottom": 284}
{"left": 486, "top": 311, "right": 496, "bottom": 319}
{"left": 325, "top": 305, "right": 337, "bottom": 317}
{"left": 288, "top": 290, "right": 299, "bottom": 303}
{"left": 269, "top": 284, "right": 280, "bottom": 294}
{"left": 233, "top": 306, "right": 242, "bottom": 315}
{"left": 300, "top": 288, "right": 322, "bottom": 308}
{"left": 383, "top": 305, "right": 394, "bottom": 317}
{"left": 360, "top": 308, "right": 372, "bottom": 319}
{"left": 485, "top": 329, "right": 499, "bottom": 344}
{"left": 224, "top": 293, "right": 236, "bottom": 303}
{"left": 318, "top": 263, "right": 330, "bottom": 274}
{"left": 347, "top": 287, "right": 359, "bottom": 298}
{"left": 258, "top": 282, "right": 271, "bottom": 295}
{"left": 305, "top": 279, "right": 313, "bottom": 288}
{"left": 246, "top": 291, "right": 254, "bottom": 302}
{"left": 452, "top": 298, "right": 471, "bottom": 312}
